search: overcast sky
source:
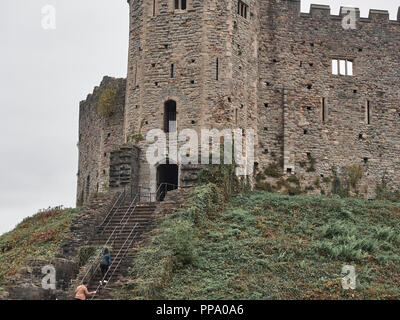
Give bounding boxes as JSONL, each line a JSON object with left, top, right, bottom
{"left": 0, "top": 0, "right": 398, "bottom": 235}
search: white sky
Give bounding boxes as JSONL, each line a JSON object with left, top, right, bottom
{"left": 0, "top": 0, "right": 398, "bottom": 235}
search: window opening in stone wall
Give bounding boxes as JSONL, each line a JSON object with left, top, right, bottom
{"left": 235, "top": 108, "right": 238, "bottom": 125}
{"left": 164, "top": 100, "right": 177, "bottom": 133}
{"left": 237, "top": 1, "right": 248, "bottom": 19}
{"left": 134, "top": 63, "right": 137, "bottom": 86}
{"left": 366, "top": 100, "right": 371, "bottom": 125}
{"left": 322, "top": 97, "right": 326, "bottom": 122}
{"left": 86, "top": 175, "right": 90, "bottom": 200}
{"left": 216, "top": 58, "right": 219, "bottom": 80}
{"left": 175, "top": 0, "right": 186, "bottom": 10}
{"left": 153, "top": 0, "right": 156, "bottom": 16}
{"left": 170, "top": 64, "right": 174, "bottom": 78}
{"left": 332, "top": 58, "right": 353, "bottom": 76}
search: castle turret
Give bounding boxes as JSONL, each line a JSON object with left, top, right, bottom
{"left": 124, "top": 0, "right": 260, "bottom": 192}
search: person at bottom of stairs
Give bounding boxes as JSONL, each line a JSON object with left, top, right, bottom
{"left": 99, "top": 248, "right": 111, "bottom": 286}
{"left": 75, "top": 281, "right": 96, "bottom": 300}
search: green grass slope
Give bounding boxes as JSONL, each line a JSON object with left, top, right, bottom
{"left": 125, "top": 187, "right": 400, "bottom": 300}
{"left": 0, "top": 207, "right": 78, "bottom": 286}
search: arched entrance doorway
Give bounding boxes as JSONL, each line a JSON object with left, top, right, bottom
{"left": 157, "top": 162, "right": 178, "bottom": 201}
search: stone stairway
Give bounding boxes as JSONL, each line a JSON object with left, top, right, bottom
{"left": 84, "top": 201, "right": 157, "bottom": 299}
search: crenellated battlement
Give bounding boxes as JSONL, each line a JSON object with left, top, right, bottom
{"left": 285, "top": 0, "right": 400, "bottom": 25}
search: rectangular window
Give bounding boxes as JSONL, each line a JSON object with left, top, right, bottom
{"left": 339, "top": 59, "right": 346, "bottom": 75}
{"left": 237, "top": 1, "right": 248, "bottom": 19}
{"left": 332, "top": 58, "right": 354, "bottom": 76}
{"left": 347, "top": 60, "right": 353, "bottom": 76}
{"left": 175, "top": 0, "right": 186, "bottom": 10}
{"left": 153, "top": 0, "right": 156, "bottom": 16}
{"left": 170, "top": 64, "right": 174, "bottom": 78}
{"left": 332, "top": 59, "right": 338, "bottom": 75}
{"left": 164, "top": 101, "right": 177, "bottom": 133}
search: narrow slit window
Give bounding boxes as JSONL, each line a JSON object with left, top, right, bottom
{"left": 170, "top": 64, "right": 174, "bottom": 78}
{"left": 153, "top": 0, "right": 156, "bottom": 16}
{"left": 235, "top": 108, "right": 238, "bottom": 125}
{"left": 366, "top": 101, "right": 371, "bottom": 124}
{"left": 216, "top": 58, "right": 219, "bottom": 80}
{"left": 134, "top": 63, "right": 138, "bottom": 86}
{"left": 322, "top": 97, "right": 327, "bottom": 122}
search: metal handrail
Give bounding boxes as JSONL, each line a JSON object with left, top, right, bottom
{"left": 80, "top": 193, "right": 138, "bottom": 285}
{"left": 154, "top": 182, "right": 179, "bottom": 202}
{"left": 90, "top": 223, "right": 139, "bottom": 300}
{"left": 109, "top": 195, "right": 140, "bottom": 251}
{"left": 77, "top": 192, "right": 125, "bottom": 285}
{"left": 80, "top": 184, "right": 178, "bottom": 294}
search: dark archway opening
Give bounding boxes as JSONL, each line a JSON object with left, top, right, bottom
{"left": 164, "top": 100, "right": 177, "bottom": 133}
{"left": 157, "top": 163, "right": 178, "bottom": 201}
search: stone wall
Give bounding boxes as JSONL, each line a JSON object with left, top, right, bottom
{"left": 4, "top": 258, "right": 78, "bottom": 300}
{"left": 256, "top": 0, "right": 400, "bottom": 198}
{"left": 77, "top": 76, "right": 126, "bottom": 205}
{"left": 110, "top": 144, "right": 140, "bottom": 196}
{"left": 61, "top": 192, "right": 118, "bottom": 260}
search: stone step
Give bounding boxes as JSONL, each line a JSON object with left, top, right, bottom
{"left": 98, "top": 225, "right": 154, "bottom": 231}
{"left": 110, "top": 209, "right": 155, "bottom": 214}
{"left": 93, "top": 230, "right": 153, "bottom": 239}
{"left": 101, "top": 216, "right": 155, "bottom": 222}
{"left": 101, "top": 220, "right": 154, "bottom": 224}
{"left": 112, "top": 207, "right": 156, "bottom": 211}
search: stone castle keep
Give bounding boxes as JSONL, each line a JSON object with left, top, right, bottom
{"left": 77, "top": 0, "right": 400, "bottom": 205}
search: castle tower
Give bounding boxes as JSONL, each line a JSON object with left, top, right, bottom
{"left": 124, "top": 0, "right": 260, "bottom": 193}
{"left": 77, "top": 1, "right": 400, "bottom": 204}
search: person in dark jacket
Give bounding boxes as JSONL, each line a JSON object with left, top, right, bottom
{"left": 99, "top": 248, "right": 111, "bottom": 285}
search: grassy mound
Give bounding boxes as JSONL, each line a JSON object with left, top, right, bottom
{"left": 0, "top": 207, "right": 78, "bottom": 286}
{"left": 124, "top": 189, "right": 400, "bottom": 300}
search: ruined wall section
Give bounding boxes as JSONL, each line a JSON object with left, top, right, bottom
{"left": 257, "top": 0, "right": 400, "bottom": 197}
{"left": 77, "top": 77, "right": 126, "bottom": 205}
{"left": 109, "top": 144, "right": 140, "bottom": 196}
